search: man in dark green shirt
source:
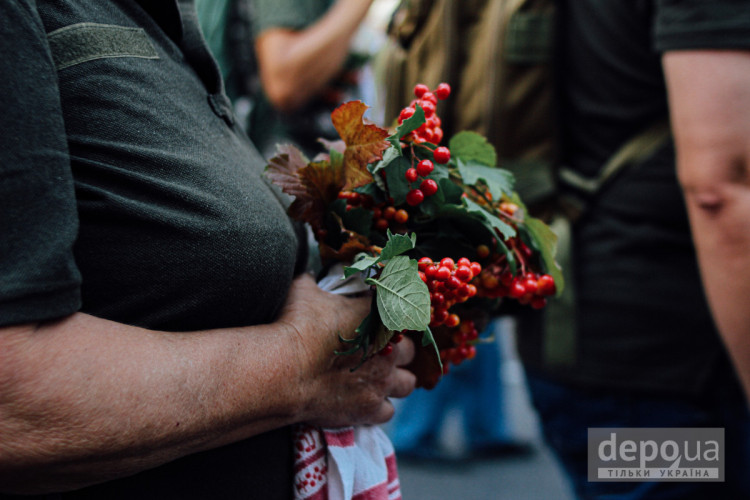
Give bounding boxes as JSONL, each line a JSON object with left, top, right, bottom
{"left": 0, "top": 1, "right": 415, "bottom": 497}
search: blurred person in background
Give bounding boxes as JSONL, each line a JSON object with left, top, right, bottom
{"left": 197, "top": 0, "right": 377, "bottom": 159}
{"left": 381, "top": 1, "right": 750, "bottom": 498}
{"left": 515, "top": 1, "right": 750, "bottom": 498}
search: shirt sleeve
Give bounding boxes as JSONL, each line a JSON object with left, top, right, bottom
{"left": 655, "top": 0, "right": 750, "bottom": 52}
{"left": 252, "top": 0, "right": 330, "bottom": 36}
{"left": 0, "top": 0, "right": 82, "bottom": 326}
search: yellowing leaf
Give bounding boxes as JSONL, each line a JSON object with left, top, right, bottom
{"left": 331, "top": 101, "right": 390, "bottom": 190}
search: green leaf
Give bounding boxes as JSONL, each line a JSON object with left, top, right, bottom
{"left": 343, "top": 231, "right": 416, "bottom": 278}
{"left": 384, "top": 156, "right": 412, "bottom": 205}
{"left": 457, "top": 158, "right": 515, "bottom": 199}
{"left": 379, "top": 144, "right": 403, "bottom": 169}
{"left": 438, "top": 177, "right": 464, "bottom": 204}
{"left": 388, "top": 104, "right": 426, "bottom": 148}
{"left": 367, "top": 256, "right": 430, "bottom": 332}
{"left": 524, "top": 217, "right": 564, "bottom": 294}
{"left": 463, "top": 197, "right": 517, "bottom": 240}
{"left": 344, "top": 253, "right": 380, "bottom": 278}
{"left": 380, "top": 230, "right": 417, "bottom": 260}
{"left": 449, "top": 131, "right": 497, "bottom": 167}
{"left": 420, "top": 327, "right": 442, "bottom": 369}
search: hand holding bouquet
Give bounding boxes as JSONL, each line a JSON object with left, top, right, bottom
{"left": 266, "top": 83, "right": 562, "bottom": 389}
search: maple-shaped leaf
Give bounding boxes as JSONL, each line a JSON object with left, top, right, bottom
{"left": 264, "top": 144, "right": 310, "bottom": 200}
{"left": 331, "top": 101, "right": 390, "bottom": 190}
{"left": 286, "top": 157, "right": 345, "bottom": 232}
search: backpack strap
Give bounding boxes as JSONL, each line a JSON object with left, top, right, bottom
{"left": 556, "top": 118, "right": 672, "bottom": 222}
{"left": 542, "top": 118, "right": 672, "bottom": 368}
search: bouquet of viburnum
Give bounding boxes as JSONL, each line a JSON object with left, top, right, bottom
{"left": 265, "top": 83, "right": 562, "bottom": 389}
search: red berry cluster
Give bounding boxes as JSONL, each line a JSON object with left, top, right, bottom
{"left": 378, "top": 331, "right": 404, "bottom": 357}
{"left": 405, "top": 159, "right": 439, "bottom": 206}
{"left": 418, "top": 257, "right": 481, "bottom": 326}
{"left": 338, "top": 190, "right": 368, "bottom": 209}
{"left": 399, "top": 82, "right": 451, "bottom": 144}
{"left": 440, "top": 319, "right": 479, "bottom": 374}
{"left": 338, "top": 190, "right": 410, "bottom": 233}
{"left": 476, "top": 242, "right": 557, "bottom": 309}
{"left": 372, "top": 203, "right": 409, "bottom": 231}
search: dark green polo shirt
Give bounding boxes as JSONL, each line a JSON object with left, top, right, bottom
{"left": 1, "top": 0, "right": 304, "bottom": 497}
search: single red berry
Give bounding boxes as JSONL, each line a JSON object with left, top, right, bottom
{"left": 500, "top": 271, "right": 514, "bottom": 287}
{"left": 455, "top": 265, "right": 473, "bottom": 282}
{"left": 456, "top": 283, "right": 472, "bottom": 299}
{"left": 440, "top": 257, "right": 455, "bottom": 269}
{"left": 383, "top": 206, "right": 396, "bottom": 220}
{"left": 419, "top": 271, "right": 427, "bottom": 283}
{"left": 416, "top": 159, "right": 434, "bottom": 177}
{"left": 405, "top": 167, "right": 419, "bottom": 183}
{"left": 435, "top": 266, "right": 452, "bottom": 281}
{"left": 432, "top": 127, "right": 444, "bottom": 144}
{"left": 379, "top": 343, "right": 394, "bottom": 356}
{"left": 375, "top": 218, "right": 389, "bottom": 231}
{"left": 457, "top": 257, "right": 471, "bottom": 268}
{"left": 406, "top": 188, "right": 425, "bottom": 206}
{"left": 424, "top": 264, "right": 438, "bottom": 280}
{"left": 509, "top": 280, "right": 526, "bottom": 299}
{"left": 452, "top": 348, "right": 467, "bottom": 365}
{"left": 420, "top": 100, "right": 436, "bottom": 117}
{"left": 433, "top": 146, "right": 451, "bottom": 164}
{"left": 537, "top": 274, "right": 557, "bottom": 296}
{"left": 421, "top": 91, "right": 437, "bottom": 105}
{"left": 394, "top": 208, "right": 409, "bottom": 224}
{"left": 431, "top": 307, "right": 449, "bottom": 326}
{"left": 445, "top": 275, "right": 462, "bottom": 290}
{"left": 399, "top": 107, "right": 415, "bottom": 123}
{"left": 436, "top": 83, "right": 451, "bottom": 100}
{"left": 523, "top": 277, "right": 538, "bottom": 295}
{"left": 531, "top": 296, "right": 547, "bottom": 309}
{"left": 445, "top": 313, "right": 460, "bottom": 328}
{"left": 470, "top": 261, "right": 482, "bottom": 277}
{"left": 418, "top": 256, "right": 433, "bottom": 270}
{"left": 414, "top": 84, "right": 429, "bottom": 98}
{"left": 431, "top": 292, "right": 445, "bottom": 306}
{"left": 420, "top": 178, "right": 439, "bottom": 196}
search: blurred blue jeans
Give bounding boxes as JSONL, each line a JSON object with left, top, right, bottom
{"left": 526, "top": 368, "right": 750, "bottom": 500}
{"left": 389, "top": 319, "right": 515, "bottom": 456}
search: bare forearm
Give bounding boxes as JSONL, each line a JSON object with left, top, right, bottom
{"left": 0, "top": 274, "right": 415, "bottom": 494}
{"left": 0, "top": 313, "right": 304, "bottom": 493}
{"left": 664, "top": 50, "right": 750, "bottom": 402}
{"left": 256, "top": 0, "right": 373, "bottom": 112}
